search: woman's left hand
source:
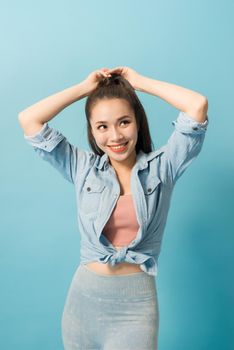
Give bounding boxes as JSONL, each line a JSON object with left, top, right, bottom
{"left": 105, "top": 66, "right": 142, "bottom": 90}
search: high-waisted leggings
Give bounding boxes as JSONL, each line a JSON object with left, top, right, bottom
{"left": 61, "top": 264, "right": 159, "bottom": 350}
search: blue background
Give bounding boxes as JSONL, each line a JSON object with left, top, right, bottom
{"left": 1, "top": 0, "right": 233, "bottom": 349}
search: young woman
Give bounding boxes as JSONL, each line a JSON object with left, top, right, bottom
{"left": 18, "top": 66, "right": 209, "bottom": 349}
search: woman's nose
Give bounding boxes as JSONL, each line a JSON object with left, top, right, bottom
{"left": 110, "top": 129, "right": 124, "bottom": 140}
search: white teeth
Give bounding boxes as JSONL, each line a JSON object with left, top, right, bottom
{"left": 110, "top": 142, "right": 127, "bottom": 149}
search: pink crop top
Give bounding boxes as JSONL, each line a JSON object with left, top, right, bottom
{"left": 102, "top": 194, "right": 139, "bottom": 246}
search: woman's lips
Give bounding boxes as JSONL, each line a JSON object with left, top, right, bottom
{"left": 108, "top": 141, "right": 128, "bottom": 147}
{"left": 108, "top": 141, "right": 129, "bottom": 153}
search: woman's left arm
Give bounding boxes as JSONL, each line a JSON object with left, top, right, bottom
{"left": 135, "top": 75, "right": 208, "bottom": 123}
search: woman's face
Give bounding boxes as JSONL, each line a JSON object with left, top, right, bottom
{"left": 90, "top": 98, "right": 139, "bottom": 170}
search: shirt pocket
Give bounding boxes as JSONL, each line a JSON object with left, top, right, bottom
{"left": 142, "top": 176, "right": 162, "bottom": 221}
{"left": 79, "top": 179, "right": 106, "bottom": 216}
{"left": 143, "top": 176, "right": 162, "bottom": 195}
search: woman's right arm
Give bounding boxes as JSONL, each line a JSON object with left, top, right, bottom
{"left": 18, "top": 68, "right": 112, "bottom": 184}
{"left": 18, "top": 81, "right": 92, "bottom": 136}
{"left": 18, "top": 81, "right": 93, "bottom": 184}
{"left": 18, "top": 67, "right": 112, "bottom": 135}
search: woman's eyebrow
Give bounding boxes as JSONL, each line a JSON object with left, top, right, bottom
{"left": 95, "top": 115, "right": 132, "bottom": 125}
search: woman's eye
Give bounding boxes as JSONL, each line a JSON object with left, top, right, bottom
{"left": 121, "top": 120, "right": 130, "bottom": 126}
{"left": 97, "top": 125, "right": 106, "bottom": 130}
{"left": 98, "top": 120, "right": 130, "bottom": 130}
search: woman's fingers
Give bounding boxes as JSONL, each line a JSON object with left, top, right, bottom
{"left": 108, "top": 67, "right": 125, "bottom": 77}
{"left": 101, "top": 68, "right": 111, "bottom": 76}
{"left": 97, "top": 67, "right": 123, "bottom": 79}
{"left": 98, "top": 70, "right": 111, "bottom": 78}
{"left": 108, "top": 68, "right": 120, "bottom": 73}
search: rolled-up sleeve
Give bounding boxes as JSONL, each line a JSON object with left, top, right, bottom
{"left": 24, "top": 122, "right": 95, "bottom": 184}
{"left": 164, "top": 111, "right": 209, "bottom": 184}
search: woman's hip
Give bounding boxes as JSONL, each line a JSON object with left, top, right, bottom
{"left": 61, "top": 264, "right": 160, "bottom": 349}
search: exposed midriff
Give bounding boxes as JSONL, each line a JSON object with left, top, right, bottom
{"left": 85, "top": 246, "right": 142, "bottom": 275}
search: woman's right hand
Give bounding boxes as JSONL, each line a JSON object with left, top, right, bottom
{"left": 82, "top": 68, "right": 112, "bottom": 95}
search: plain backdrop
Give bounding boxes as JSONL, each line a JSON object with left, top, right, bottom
{"left": 1, "top": 0, "right": 233, "bottom": 349}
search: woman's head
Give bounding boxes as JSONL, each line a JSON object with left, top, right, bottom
{"left": 85, "top": 74, "right": 154, "bottom": 167}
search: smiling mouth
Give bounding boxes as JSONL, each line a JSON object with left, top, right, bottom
{"left": 108, "top": 141, "right": 128, "bottom": 147}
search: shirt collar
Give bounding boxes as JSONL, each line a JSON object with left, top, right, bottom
{"left": 95, "top": 147, "right": 166, "bottom": 171}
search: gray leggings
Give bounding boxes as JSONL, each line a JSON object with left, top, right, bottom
{"left": 61, "top": 264, "right": 159, "bottom": 350}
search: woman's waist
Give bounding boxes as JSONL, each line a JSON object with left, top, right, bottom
{"left": 84, "top": 261, "right": 143, "bottom": 275}
{"left": 85, "top": 245, "right": 143, "bottom": 275}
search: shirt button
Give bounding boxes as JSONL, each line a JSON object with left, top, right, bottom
{"left": 44, "top": 145, "right": 47, "bottom": 148}
{"left": 192, "top": 126, "right": 198, "bottom": 130}
{"left": 87, "top": 187, "right": 91, "bottom": 192}
{"left": 147, "top": 188, "right": 152, "bottom": 193}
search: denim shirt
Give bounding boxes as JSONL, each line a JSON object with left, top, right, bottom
{"left": 23, "top": 111, "right": 209, "bottom": 276}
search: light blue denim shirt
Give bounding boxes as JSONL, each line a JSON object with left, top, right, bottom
{"left": 23, "top": 111, "right": 209, "bottom": 276}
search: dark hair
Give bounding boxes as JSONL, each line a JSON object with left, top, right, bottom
{"left": 85, "top": 73, "right": 155, "bottom": 156}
